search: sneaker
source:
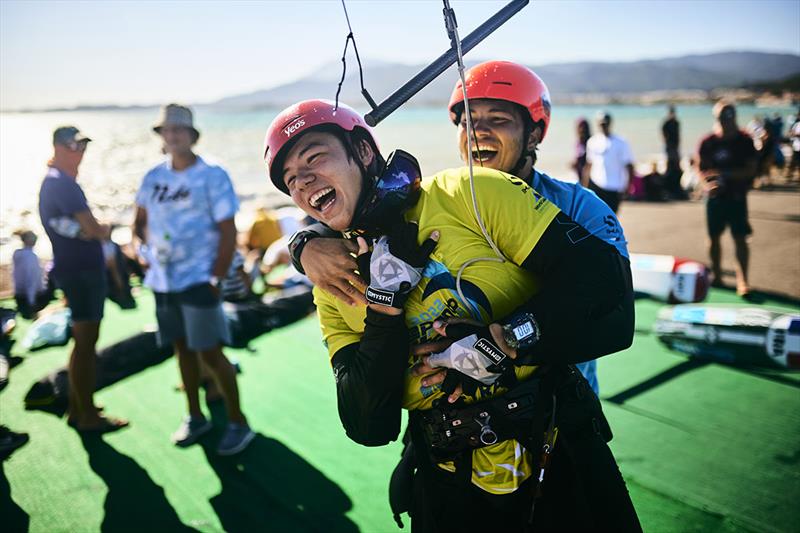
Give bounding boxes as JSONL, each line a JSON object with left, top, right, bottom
{"left": 171, "top": 416, "right": 212, "bottom": 447}
{"left": 216, "top": 423, "right": 255, "bottom": 456}
{"left": 0, "top": 426, "right": 29, "bottom": 458}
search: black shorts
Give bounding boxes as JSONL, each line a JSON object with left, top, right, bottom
{"left": 57, "top": 270, "right": 107, "bottom": 322}
{"left": 588, "top": 181, "right": 622, "bottom": 213}
{"left": 706, "top": 196, "right": 752, "bottom": 237}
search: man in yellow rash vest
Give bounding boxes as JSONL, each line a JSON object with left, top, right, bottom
{"left": 262, "top": 99, "right": 639, "bottom": 532}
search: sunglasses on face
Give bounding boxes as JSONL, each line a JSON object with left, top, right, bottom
{"left": 66, "top": 140, "right": 89, "bottom": 152}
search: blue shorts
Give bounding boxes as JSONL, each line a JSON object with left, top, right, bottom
{"left": 154, "top": 283, "right": 230, "bottom": 352}
{"left": 57, "top": 270, "right": 106, "bottom": 322}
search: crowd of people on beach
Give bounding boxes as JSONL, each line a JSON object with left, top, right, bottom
{"left": 3, "top": 106, "right": 311, "bottom": 457}
{"left": 3, "top": 58, "right": 799, "bottom": 531}
{"left": 571, "top": 105, "right": 800, "bottom": 204}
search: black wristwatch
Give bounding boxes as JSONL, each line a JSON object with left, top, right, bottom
{"left": 501, "top": 312, "right": 540, "bottom": 351}
{"left": 288, "top": 230, "right": 320, "bottom": 275}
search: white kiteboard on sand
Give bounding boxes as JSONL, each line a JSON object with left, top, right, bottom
{"left": 631, "top": 253, "right": 710, "bottom": 303}
{"left": 654, "top": 304, "right": 800, "bottom": 369}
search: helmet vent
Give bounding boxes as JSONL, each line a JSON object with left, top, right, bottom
{"left": 492, "top": 81, "right": 513, "bottom": 86}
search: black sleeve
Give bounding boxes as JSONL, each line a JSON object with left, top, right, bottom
{"left": 510, "top": 211, "right": 634, "bottom": 365}
{"left": 289, "top": 222, "right": 339, "bottom": 273}
{"left": 330, "top": 308, "right": 409, "bottom": 446}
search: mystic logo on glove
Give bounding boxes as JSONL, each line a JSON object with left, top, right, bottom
{"left": 357, "top": 222, "right": 438, "bottom": 309}
{"left": 365, "top": 286, "right": 396, "bottom": 307}
{"left": 429, "top": 330, "right": 509, "bottom": 386}
{"left": 473, "top": 337, "right": 507, "bottom": 366}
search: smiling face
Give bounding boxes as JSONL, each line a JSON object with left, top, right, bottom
{"left": 282, "top": 130, "right": 372, "bottom": 231}
{"left": 456, "top": 98, "right": 537, "bottom": 174}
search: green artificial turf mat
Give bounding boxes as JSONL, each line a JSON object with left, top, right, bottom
{"left": 1, "top": 287, "right": 798, "bottom": 532}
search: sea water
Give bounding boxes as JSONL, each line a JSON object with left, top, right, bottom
{"left": 0, "top": 103, "right": 795, "bottom": 264}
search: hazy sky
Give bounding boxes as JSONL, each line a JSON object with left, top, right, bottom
{"left": 2, "top": 0, "right": 798, "bottom": 110}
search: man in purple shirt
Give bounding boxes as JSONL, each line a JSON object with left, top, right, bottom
{"left": 38, "top": 126, "right": 127, "bottom": 433}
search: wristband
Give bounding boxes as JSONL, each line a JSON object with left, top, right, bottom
{"left": 288, "top": 229, "right": 321, "bottom": 275}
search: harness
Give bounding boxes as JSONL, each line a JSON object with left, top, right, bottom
{"left": 416, "top": 372, "right": 549, "bottom": 463}
{"left": 399, "top": 365, "right": 611, "bottom": 528}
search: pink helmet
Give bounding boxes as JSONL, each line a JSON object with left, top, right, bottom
{"left": 263, "top": 99, "right": 377, "bottom": 194}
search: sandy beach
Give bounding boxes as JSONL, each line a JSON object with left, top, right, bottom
{"left": 618, "top": 186, "right": 800, "bottom": 300}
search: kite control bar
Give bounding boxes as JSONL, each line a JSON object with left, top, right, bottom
{"left": 363, "top": 0, "right": 529, "bottom": 126}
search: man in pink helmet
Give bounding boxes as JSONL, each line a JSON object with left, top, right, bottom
{"left": 264, "top": 98, "right": 639, "bottom": 531}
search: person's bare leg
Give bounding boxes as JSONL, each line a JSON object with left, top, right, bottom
{"left": 200, "top": 347, "right": 246, "bottom": 424}
{"left": 68, "top": 320, "right": 98, "bottom": 426}
{"left": 175, "top": 338, "right": 203, "bottom": 419}
{"left": 70, "top": 320, "right": 124, "bottom": 429}
{"left": 67, "top": 378, "right": 80, "bottom": 423}
{"left": 708, "top": 234, "right": 723, "bottom": 285}
{"left": 733, "top": 235, "right": 750, "bottom": 294}
{"left": 200, "top": 359, "right": 222, "bottom": 402}
{"left": 107, "top": 256, "right": 125, "bottom": 295}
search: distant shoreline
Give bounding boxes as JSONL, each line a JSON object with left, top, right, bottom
{"left": 3, "top": 89, "right": 798, "bottom": 115}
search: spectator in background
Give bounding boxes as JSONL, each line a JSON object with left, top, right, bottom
{"left": 245, "top": 207, "right": 282, "bottom": 258}
{"left": 770, "top": 112, "right": 785, "bottom": 169}
{"left": 681, "top": 156, "right": 702, "bottom": 199}
{"left": 39, "top": 126, "right": 128, "bottom": 433}
{"left": 12, "top": 230, "right": 49, "bottom": 319}
{"left": 133, "top": 104, "right": 253, "bottom": 455}
{"left": 572, "top": 117, "right": 591, "bottom": 181}
{"left": 753, "top": 116, "right": 777, "bottom": 186}
{"left": 697, "top": 100, "right": 758, "bottom": 297}
{"left": 787, "top": 110, "right": 800, "bottom": 181}
{"left": 662, "top": 105, "right": 685, "bottom": 198}
{"left": 641, "top": 162, "right": 668, "bottom": 202}
{"left": 583, "top": 111, "right": 635, "bottom": 213}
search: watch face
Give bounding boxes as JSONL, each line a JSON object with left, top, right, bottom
{"left": 513, "top": 321, "right": 535, "bottom": 341}
{"left": 505, "top": 313, "right": 540, "bottom": 350}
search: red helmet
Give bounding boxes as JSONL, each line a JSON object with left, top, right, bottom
{"left": 263, "top": 99, "right": 377, "bottom": 194}
{"left": 448, "top": 60, "right": 552, "bottom": 141}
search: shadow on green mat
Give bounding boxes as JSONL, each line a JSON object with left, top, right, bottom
{"left": 200, "top": 433, "right": 358, "bottom": 533}
{"left": 606, "top": 359, "right": 800, "bottom": 406}
{"left": 0, "top": 461, "right": 30, "bottom": 533}
{"left": 79, "top": 434, "right": 197, "bottom": 532}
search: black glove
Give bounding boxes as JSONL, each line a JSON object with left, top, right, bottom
{"left": 356, "top": 222, "right": 437, "bottom": 309}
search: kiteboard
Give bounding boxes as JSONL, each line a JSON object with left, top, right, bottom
{"left": 654, "top": 304, "right": 800, "bottom": 369}
{"left": 631, "top": 253, "right": 710, "bottom": 303}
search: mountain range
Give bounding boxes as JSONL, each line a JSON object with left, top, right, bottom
{"left": 214, "top": 51, "right": 800, "bottom": 109}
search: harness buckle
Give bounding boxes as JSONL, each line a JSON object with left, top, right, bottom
{"left": 474, "top": 412, "right": 498, "bottom": 446}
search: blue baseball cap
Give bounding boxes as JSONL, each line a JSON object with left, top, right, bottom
{"left": 53, "top": 126, "right": 91, "bottom": 146}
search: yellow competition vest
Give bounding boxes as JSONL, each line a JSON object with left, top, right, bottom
{"left": 315, "top": 167, "right": 560, "bottom": 494}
